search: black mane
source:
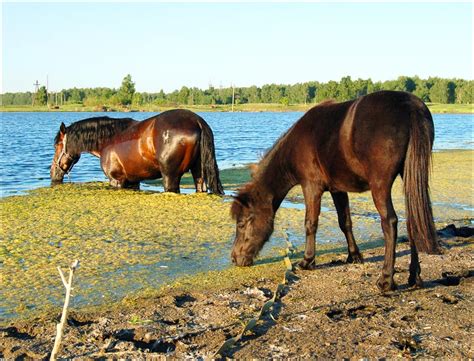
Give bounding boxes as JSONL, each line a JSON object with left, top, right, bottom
{"left": 55, "top": 116, "right": 137, "bottom": 153}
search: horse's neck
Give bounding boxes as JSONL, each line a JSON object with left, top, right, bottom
{"left": 67, "top": 122, "right": 118, "bottom": 156}
{"left": 67, "top": 138, "right": 100, "bottom": 156}
{"left": 254, "top": 150, "right": 297, "bottom": 213}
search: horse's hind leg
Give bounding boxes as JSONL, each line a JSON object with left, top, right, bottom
{"left": 191, "top": 164, "right": 207, "bottom": 193}
{"left": 400, "top": 171, "right": 423, "bottom": 288}
{"left": 330, "top": 192, "right": 363, "bottom": 263}
{"left": 371, "top": 182, "right": 398, "bottom": 292}
{"left": 408, "top": 239, "right": 423, "bottom": 288}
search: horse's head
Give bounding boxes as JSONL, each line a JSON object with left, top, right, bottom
{"left": 50, "top": 122, "right": 80, "bottom": 184}
{"left": 230, "top": 185, "right": 275, "bottom": 267}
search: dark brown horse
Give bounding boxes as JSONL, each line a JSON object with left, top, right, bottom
{"left": 231, "top": 91, "right": 440, "bottom": 292}
{"left": 51, "top": 109, "right": 224, "bottom": 194}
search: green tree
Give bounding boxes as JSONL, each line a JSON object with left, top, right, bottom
{"left": 132, "top": 93, "right": 143, "bottom": 106}
{"left": 454, "top": 80, "right": 473, "bottom": 104}
{"left": 117, "top": 74, "right": 135, "bottom": 106}
{"left": 396, "top": 76, "right": 416, "bottom": 92}
{"left": 413, "top": 77, "right": 431, "bottom": 102}
{"left": 177, "top": 86, "right": 190, "bottom": 104}
{"left": 68, "top": 88, "right": 84, "bottom": 104}
{"left": 316, "top": 81, "right": 339, "bottom": 102}
{"left": 429, "top": 79, "right": 455, "bottom": 103}
{"left": 338, "top": 76, "right": 355, "bottom": 101}
{"left": 35, "top": 86, "right": 48, "bottom": 105}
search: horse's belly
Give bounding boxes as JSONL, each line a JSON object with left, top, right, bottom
{"left": 123, "top": 161, "right": 162, "bottom": 181}
{"left": 329, "top": 175, "right": 370, "bottom": 193}
{"left": 103, "top": 144, "right": 162, "bottom": 182}
{"left": 323, "top": 154, "right": 370, "bottom": 193}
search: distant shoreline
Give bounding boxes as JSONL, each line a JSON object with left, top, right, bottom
{"left": 1, "top": 102, "right": 472, "bottom": 114}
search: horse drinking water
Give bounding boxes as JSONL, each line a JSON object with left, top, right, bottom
{"left": 231, "top": 91, "right": 440, "bottom": 292}
{"left": 51, "top": 109, "right": 224, "bottom": 194}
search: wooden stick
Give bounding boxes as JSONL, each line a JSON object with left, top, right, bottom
{"left": 50, "top": 260, "right": 79, "bottom": 361}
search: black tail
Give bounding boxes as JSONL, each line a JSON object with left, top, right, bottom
{"left": 196, "top": 117, "right": 224, "bottom": 195}
{"left": 403, "top": 105, "right": 440, "bottom": 254}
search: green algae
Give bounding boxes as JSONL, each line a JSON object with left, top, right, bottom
{"left": 0, "top": 184, "right": 232, "bottom": 319}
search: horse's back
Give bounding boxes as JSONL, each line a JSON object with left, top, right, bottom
{"left": 292, "top": 91, "right": 432, "bottom": 192}
{"left": 153, "top": 109, "right": 204, "bottom": 133}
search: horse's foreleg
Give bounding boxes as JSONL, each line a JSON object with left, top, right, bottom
{"left": 330, "top": 191, "right": 363, "bottom": 264}
{"left": 163, "top": 174, "right": 182, "bottom": 193}
{"left": 298, "top": 185, "right": 323, "bottom": 270}
{"left": 371, "top": 184, "right": 398, "bottom": 292}
{"left": 109, "top": 178, "right": 139, "bottom": 189}
{"left": 109, "top": 179, "right": 121, "bottom": 188}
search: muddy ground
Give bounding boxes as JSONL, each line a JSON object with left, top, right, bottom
{"left": 1, "top": 224, "right": 472, "bottom": 359}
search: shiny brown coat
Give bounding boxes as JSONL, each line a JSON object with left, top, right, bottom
{"left": 51, "top": 109, "right": 223, "bottom": 194}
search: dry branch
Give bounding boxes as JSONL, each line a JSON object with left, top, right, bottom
{"left": 50, "top": 259, "right": 79, "bottom": 361}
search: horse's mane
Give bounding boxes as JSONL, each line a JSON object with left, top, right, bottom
{"left": 232, "top": 100, "right": 339, "bottom": 216}
{"left": 255, "top": 101, "right": 336, "bottom": 181}
{"left": 254, "top": 125, "right": 295, "bottom": 180}
{"left": 232, "top": 120, "right": 297, "bottom": 217}
{"left": 55, "top": 116, "right": 137, "bottom": 153}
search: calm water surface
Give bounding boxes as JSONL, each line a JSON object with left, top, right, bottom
{"left": 0, "top": 112, "right": 472, "bottom": 197}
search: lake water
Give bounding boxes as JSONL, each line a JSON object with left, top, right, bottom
{"left": 0, "top": 112, "right": 472, "bottom": 197}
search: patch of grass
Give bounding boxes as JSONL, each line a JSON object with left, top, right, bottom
{"left": 426, "top": 103, "right": 473, "bottom": 114}
{"left": 2, "top": 102, "right": 472, "bottom": 113}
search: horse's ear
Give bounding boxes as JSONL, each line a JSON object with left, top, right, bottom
{"left": 249, "top": 163, "right": 259, "bottom": 178}
{"left": 60, "top": 122, "right": 66, "bottom": 134}
{"left": 230, "top": 192, "right": 252, "bottom": 219}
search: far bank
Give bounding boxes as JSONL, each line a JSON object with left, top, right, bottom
{"left": 1, "top": 102, "right": 473, "bottom": 114}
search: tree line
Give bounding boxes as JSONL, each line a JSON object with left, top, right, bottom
{"left": 1, "top": 74, "right": 472, "bottom": 107}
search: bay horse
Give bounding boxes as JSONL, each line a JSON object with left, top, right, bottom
{"left": 231, "top": 91, "right": 440, "bottom": 292}
{"left": 50, "top": 109, "right": 224, "bottom": 194}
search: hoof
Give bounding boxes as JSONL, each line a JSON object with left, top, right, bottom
{"left": 297, "top": 258, "right": 316, "bottom": 270}
{"left": 347, "top": 252, "right": 364, "bottom": 264}
{"left": 408, "top": 275, "right": 424, "bottom": 289}
{"left": 377, "top": 276, "right": 397, "bottom": 293}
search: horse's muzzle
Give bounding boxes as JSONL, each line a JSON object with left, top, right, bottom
{"left": 50, "top": 166, "right": 65, "bottom": 184}
{"left": 232, "top": 255, "right": 255, "bottom": 267}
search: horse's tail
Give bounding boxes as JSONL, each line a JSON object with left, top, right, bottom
{"left": 403, "top": 103, "right": 440, "bottom": 254}
{"left": 196, "top": 117, "right": 224, "bottom": 195}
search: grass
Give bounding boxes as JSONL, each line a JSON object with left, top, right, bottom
{"left": 1, "top": 102, "right": 472, "bottom": 113}
{"left": 425, "top": 103, "right": 473, "bottom": 114}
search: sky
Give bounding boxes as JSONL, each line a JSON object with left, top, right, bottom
{"left": 2, "top": 1, "right": 473, "bottom": 93}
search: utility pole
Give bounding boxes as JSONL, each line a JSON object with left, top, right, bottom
{"left": 32, "top": 80, "right": 40, "bottom": 106}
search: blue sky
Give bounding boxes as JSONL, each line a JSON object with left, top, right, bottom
{"left": 2, "top": 2, "right": 472, "bottom": 93}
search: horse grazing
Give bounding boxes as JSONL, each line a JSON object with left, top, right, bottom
{"left": 50, "top": 109, "right": 224, "bottom": 194}
{"left": 231, "top": 91, "right": 440, "bottom": 292}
